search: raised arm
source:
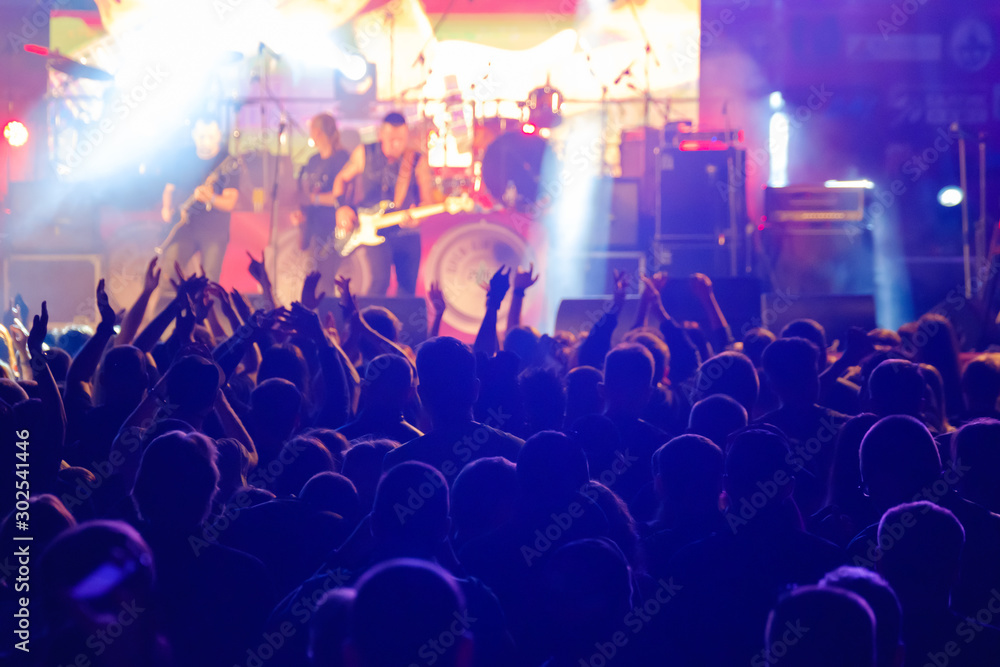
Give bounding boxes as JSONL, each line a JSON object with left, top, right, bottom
{"left": 690, "top": 273, "right": 733, "bottom": 354}
{"left": 214, "top": 389, "right": 257, "bottom": 468}
{"left": 116, "top": 257, "right": 162, "bottom": 346}
{"left": 65, "top": 280, "right": 118, "bottom": 404}
{"left": 474, "top": 266, "right": 511, "bottom": 359}
{"left": 506, "top": 264, "right": 538, "bottom": 332}
{"left": 27, "top": 302, "right": 66, "bottom": 467}
{"left": 427, "top": 281, "right": 446, "bottom": 339}
{"left": 577, "top": 270, "right": 627, "bottom": 369}
{"left": 247, "top": 251, "right": 277, "bottom": 310}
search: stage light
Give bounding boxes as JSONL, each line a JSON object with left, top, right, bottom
{"left": 825, "top": 179, "right": 875, "bottom": 189}
{"left": 938, "top": 186, "right": 964, "bottom": 208}
{"left": 522, "top": 123, "right": 537, "bottom": 135}
{"left": 339, "top": 54, "right": 368, "bottom": 82}
{"left": 768, "top": 111, "right": 789, "bottom": 188}
{"left": 334, "top": 57, "right": 376, "bottom": 118}
{"left": 769, "top": 92, "right": 784, "bottom": 111}
{"left": 4, "top": 121, "right": 28, "bottom": 148}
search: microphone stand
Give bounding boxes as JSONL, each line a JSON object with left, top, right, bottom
{"left": 269, "top": 112, "right": 286, "bottom": 298}
{"left": 954, "top": 122, "right": 972, "bottom": 299}
{"left": 627, "top": 0, "right": 660, "bottom": 126}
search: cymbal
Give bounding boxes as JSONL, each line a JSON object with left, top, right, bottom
{"left": 47, "top": 54, "right": 114, "bottom": 81}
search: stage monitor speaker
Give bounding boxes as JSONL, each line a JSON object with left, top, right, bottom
{"left": 760, "top": 223, "right": 874, "bottom": 295}
{"left": 4, "top": 182, "right": 100, "bottom": 253}
{"left": 319, "top": 296, "right": 428, "bottom": 349}
{"left": 3, "top": 254, "right": 102, "bottom": 327}
{"left": 760, "top": 293, "right": 877, "bottom": 345}
{"left": 657, "top": 148, "right": 746, "bottom": 239}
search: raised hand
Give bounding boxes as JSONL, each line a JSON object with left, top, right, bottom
{"left": 612, "top": 269, "right": 629, "bottom": 314}
{"left": 689, "top": 272, "right": 714, "bottom": 300}
{"left": 486, "top": 265, "right": 511, "bottom": 307}
{"left": 428, "top": 281, "right": 446, "bottom": 316}
{"left": 334, "top": 275, "right": 357, "bottom": 320}
{"left": 513, "top": 264, "right": 539, "bottom": 293}
{"left": 144, "top": 257, "right": 162, "bottom": 294}
{"left": 27, "top": 301, "right": 47, "bottom": 357}
{"left": 247, "top": 251, "right": 269, "bottom": 286}
{"left": 231, "top": 288, "right": 253, "bottom": 324}
{"left": 287, "top": 302, "right": 325, "bottom": 342}
{"left": 301, "top": 271, "right": 326, "bottom": 311}
{"left": 97, "top": 279, "right": 116, "bottom": 331}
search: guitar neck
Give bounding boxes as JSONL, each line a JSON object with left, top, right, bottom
{"left": 370, "top": 202, "right": 447, "bottom": 229}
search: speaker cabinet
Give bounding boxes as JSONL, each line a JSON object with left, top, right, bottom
{"left": 3, "top": 255, "right": 102, "bottom": 327}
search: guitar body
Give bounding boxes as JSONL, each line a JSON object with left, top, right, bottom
{"left": 336, "top": 202, "right": 392, "bottom": 258}
{"left": 336, "top": 194, "right": 476, "bottom": 258}
{"left": 156, "top": 154, "right": 242, "bottom": 254}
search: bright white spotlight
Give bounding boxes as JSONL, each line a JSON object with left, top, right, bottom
{"left": 768, "top": 111, "right": 789, "bottom": 188}
{"left": 4, "top": 120, "right": 28, "bottom": 147}
{"left": 825, "top": 179, "right": 875, "bottom": 189}
{"left": 769, "top": 92, "right": 784, "bottom": 111}
{"left": 340, "top": 55, "right": 368, "bottom": 82}
{"left": 938, "top": 186, "right": 964, "bottom": 208}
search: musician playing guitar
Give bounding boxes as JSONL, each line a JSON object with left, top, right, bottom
{"left": 332, "top": 112, "right": 439, "bottom": 297}
{"left": 159, "top": 117, "right": 240, "bottom": 293}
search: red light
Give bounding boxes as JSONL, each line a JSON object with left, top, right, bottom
{"left": 760, "top": 215, "right": 767, "bottom": 222}
{"left": 757, "top": 224, "right": 765, "bottom": 231}
{"left": 522, "top": 123, "right": 536, "bottom": 135}
{"left": 23, "top": 44, "right": 49, "bottom": 56}
{"left": 738, "top": 130, "right": 745, "bottom": 143}
{"left": 678, "top": 140, "right": 729, "bottom": 151}
{"left": 4, "top": 121, "right": 28, "bottom": 147}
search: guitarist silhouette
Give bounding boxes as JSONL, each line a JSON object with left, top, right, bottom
{"left": 158, "top": 118, "right": 241, "bottom": 294}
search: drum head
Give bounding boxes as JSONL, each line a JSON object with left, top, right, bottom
{"left": 481, "top": 131, "right": 549, "bottom": 211}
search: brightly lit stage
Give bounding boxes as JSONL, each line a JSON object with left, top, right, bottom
{"left": 3, "top": 1, "right": 1000, "bottom": 345}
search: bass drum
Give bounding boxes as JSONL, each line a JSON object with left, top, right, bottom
{"left": 480, "top": 131, "right": 550, "bottom": 212}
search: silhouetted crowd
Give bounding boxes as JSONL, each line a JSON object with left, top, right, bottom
{"left": 3, "top": 259, "right": 1000, "bottom": 667}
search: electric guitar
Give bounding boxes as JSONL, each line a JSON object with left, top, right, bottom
{"left": 335, "top": 193, "right": 476, "bottom": 257}
{"left": 156, "top": 154, "right": 242, "bottom": 254}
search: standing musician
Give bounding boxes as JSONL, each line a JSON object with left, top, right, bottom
{"left": 291, "top": 113, "right": 351, "bottom": 277}
{"left": 332, "top": 112, "right": 438, "bottom": 297}
{"left": 159, "top": 117, "right": 240, "bottom": 290}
